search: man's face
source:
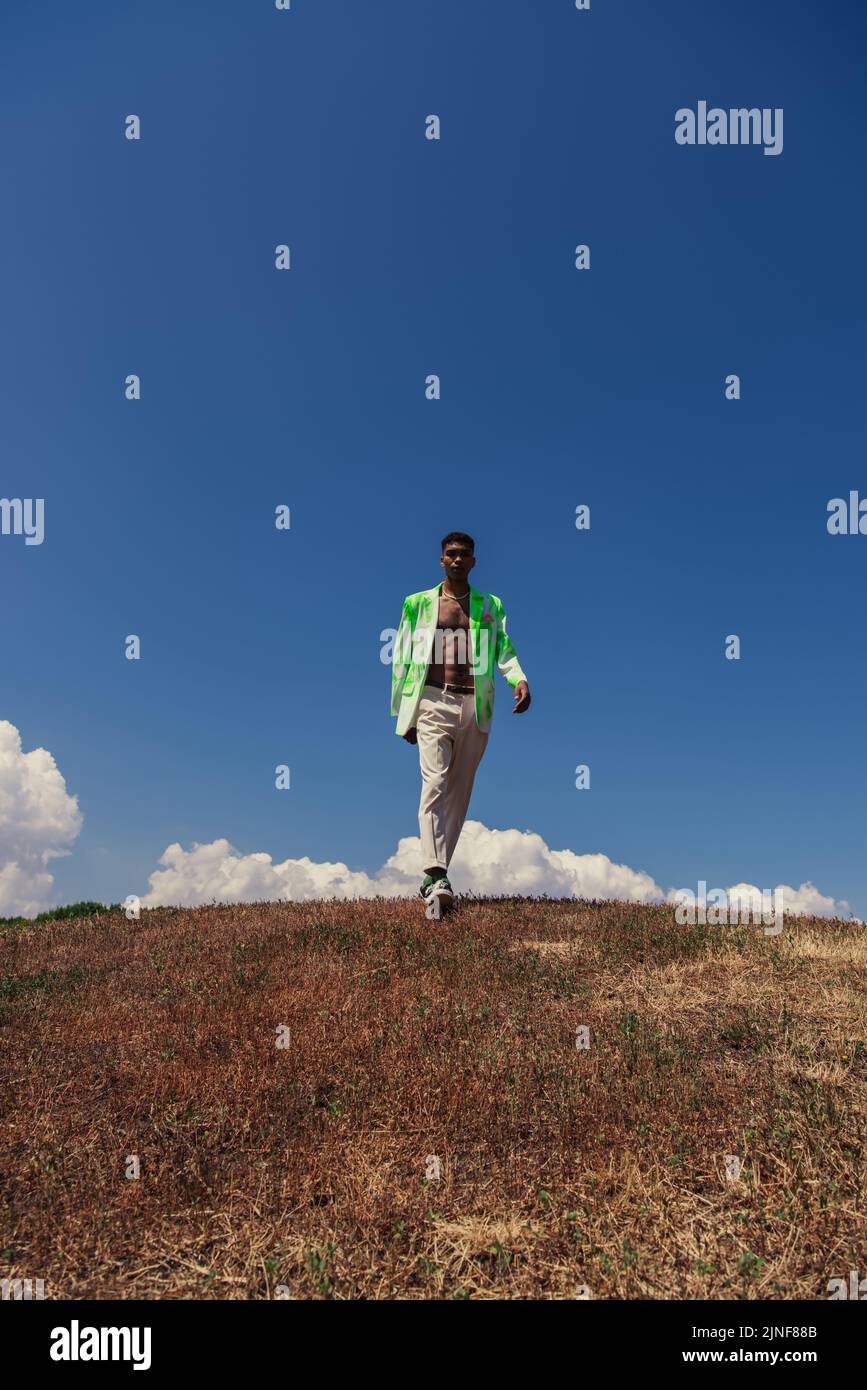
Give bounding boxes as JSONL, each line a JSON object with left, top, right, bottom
{"left": 441, "top": 543, "right": 476, "bottom": 583}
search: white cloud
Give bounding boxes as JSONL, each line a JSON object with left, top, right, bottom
{"left": 725, "top": 880, "right": 852, "bottom": 919}
{"left": 142, "top": 820, "right": 670, "bottom": 909}
{"left": 0, "top": 724, "right": 850, "bottom": 925}
{"left": 0, "top": 720, "right": 83, "bottom": 916}
{"left": 142, "top": 837, "right": 386, "bottom": 907}
{"left": 667, "top": 879, "right": 856, "bottom": 921}
{"left": 444, "top": 821, "right": 664, "bottom": 901}
{"left": 140, "top": 820, "right": 856, "bottom": 922}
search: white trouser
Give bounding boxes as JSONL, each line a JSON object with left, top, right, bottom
{"left": 416, "top": 683, "right": 489, "bottom": 874}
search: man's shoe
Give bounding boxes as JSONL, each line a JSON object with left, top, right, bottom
{"left": 420, "top": 873, "right": 454, "bottom": 904}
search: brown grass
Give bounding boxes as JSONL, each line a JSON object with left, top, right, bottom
{"left": 1, "top": 897, "right": 865, "bottom": 1299}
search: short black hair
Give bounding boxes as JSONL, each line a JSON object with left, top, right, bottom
{"left": 441, "top": 531, "right": 475, "bottom": 553}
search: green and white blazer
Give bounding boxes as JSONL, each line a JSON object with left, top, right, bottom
{"left": 390, "top": 583, "right": 527, "bottom": 736}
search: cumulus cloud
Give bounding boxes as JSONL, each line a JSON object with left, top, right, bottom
{"left": 716, "top": 880, "right": 852, "bottom": 920}
{"left": 2, "top": 718, "right": 854, "bottom": 924}
{"left": 444, "top": 822, "right": 664, "bottom": 901}
{"left": 140, "top": 820, "right": 663, "bottom": 907}
{"left": 141, "top": 819, "right": 854, "bottom": 920}
{"left": 141, "top": 837, "right": 391, "bottom": 907}
{"left": 0, "top": 720, "right": 83, "bottom": 916}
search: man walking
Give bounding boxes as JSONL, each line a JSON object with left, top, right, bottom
{"left": 390, "top": 533, "right": 531, "bottom": 909}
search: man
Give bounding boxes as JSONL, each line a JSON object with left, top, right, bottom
{"left": 390, "top": 533, "right": 531, "bottom": 909}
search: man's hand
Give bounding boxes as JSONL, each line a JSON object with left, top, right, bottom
{"left": 513, "top": 681, "right": 531, "bottom": 713}
{"left": 403, "top": 727, "right": 418, "bottom": 744}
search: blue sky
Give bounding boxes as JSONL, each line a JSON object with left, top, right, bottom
{"left": 2, "top": 0, "right": 865, "bottom": 916}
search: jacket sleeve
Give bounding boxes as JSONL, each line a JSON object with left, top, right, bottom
{"left": 390, "top": 596, "right": 413, "bottom": 716}
{"left": 494, "top": 598, "right": 527, "bottom": 688}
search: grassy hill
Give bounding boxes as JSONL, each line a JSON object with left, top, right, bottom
{"left": 1, "top": 896, "right": 865, "bottom": 1299}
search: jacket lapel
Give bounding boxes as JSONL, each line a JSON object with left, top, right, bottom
{"left": 415, "top": 585, "right": 441, "bottom": 663}
{"left": 469, "top": 587, "right": 484, "bottom": 674}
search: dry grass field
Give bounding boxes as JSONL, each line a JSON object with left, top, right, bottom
{"left": 1, "top": 897, "right": 865, "bottom": 1300}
